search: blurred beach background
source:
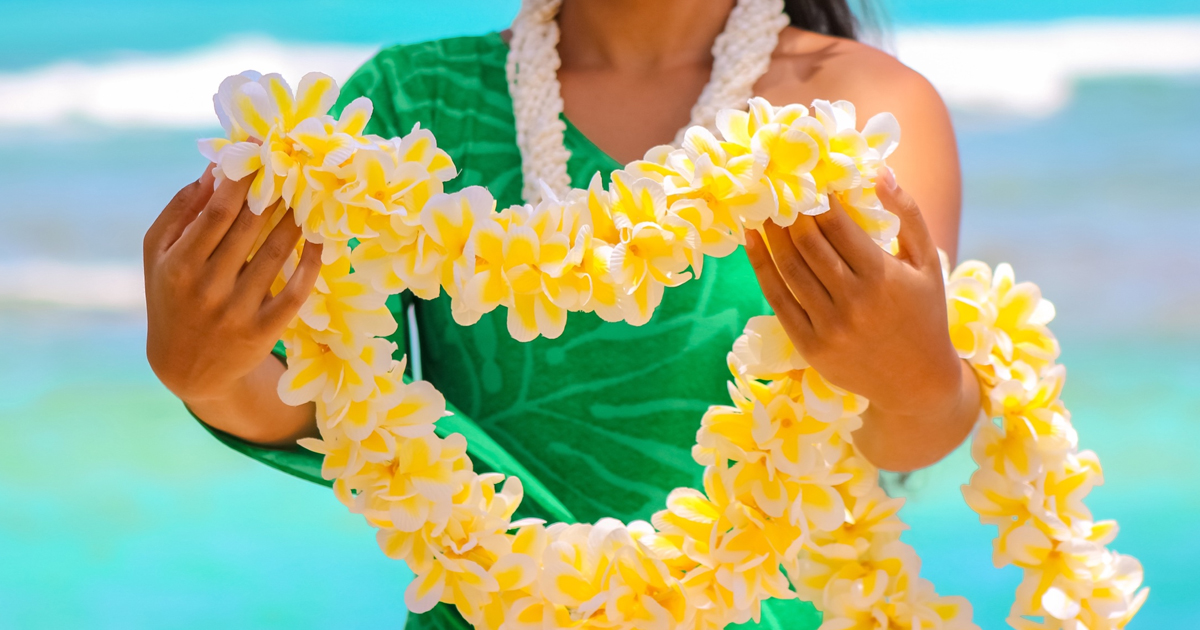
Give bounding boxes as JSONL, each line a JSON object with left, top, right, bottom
{"left": 1, "top": 0, "right": 1198, "bottom": 627}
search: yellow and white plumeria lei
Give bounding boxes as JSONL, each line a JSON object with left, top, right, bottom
{"left": 199, "top": 71, "right": 1147, "bottom": 630}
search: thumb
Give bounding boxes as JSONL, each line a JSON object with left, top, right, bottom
{"left": 877, "top": 167, "right": 935, "bottom": 268}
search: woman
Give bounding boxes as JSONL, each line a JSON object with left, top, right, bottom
{"left": 142, "top": 0, "right": 978, "bottom": 627}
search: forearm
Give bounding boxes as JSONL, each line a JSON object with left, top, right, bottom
{"left": 852, "top": 358, "right": 981, "bottom": 473}
{"left": 184, "top": 354, "right": 318, "bottom": 448}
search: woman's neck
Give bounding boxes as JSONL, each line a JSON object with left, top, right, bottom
{"left": 556, "top": 0, "right": 737, "bottom": 73}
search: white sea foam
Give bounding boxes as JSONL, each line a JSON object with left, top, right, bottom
{"left": 0, "top": 37, "right": 376, "bottom": 128}
{"left": 0, "top": 260, "right": 144, "bottom": 311}
{"left": 0, "top": 18, "right": 1197, "bottom": 129}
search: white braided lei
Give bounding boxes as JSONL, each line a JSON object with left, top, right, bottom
{"left": 193, "top": 6, "right": 1149, "bottom": 628}
{"left": 507, "top": 0, "right": 790, "bottom": 204}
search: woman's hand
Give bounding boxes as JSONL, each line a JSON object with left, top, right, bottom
{"left": 143, "top": 165, "right": 323, "bottom": 445}
{"left": 744, "top": 169, "right": 979, "bottom": 471}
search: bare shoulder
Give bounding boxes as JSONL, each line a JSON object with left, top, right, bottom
{"left": 757, "top": 28, "right": 963, "bottom": 257}
{"left": 756, "top": 27, "right": 948, "bottom": 124}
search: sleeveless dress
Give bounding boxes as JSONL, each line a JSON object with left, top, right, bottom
{"left": 199, "top": 32, "right": 823, "bottom": 630}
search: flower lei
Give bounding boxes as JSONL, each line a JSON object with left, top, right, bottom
{"left": 199, "top": 71, "right": 1147, "bottom": 630}
{"left": 507, "top": 0, "right": 789, "bottom": 204}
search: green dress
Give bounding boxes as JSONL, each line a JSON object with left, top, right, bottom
{"left": 199, "top": 31, "right": 822, "bottom": 630}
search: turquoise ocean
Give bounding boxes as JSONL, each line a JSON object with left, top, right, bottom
{"left": 0, "top": 1, "right": 1197, "bottom": 628}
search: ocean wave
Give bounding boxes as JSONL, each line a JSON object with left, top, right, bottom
{"left": 0, "top": 18, "right": 1197, "bottom": 128}
{"left": 892, "top": 18, "right": 1200, "bottom": 116}
{"left": 0, "top": 37, "right": 375, "bottom": 128}
{"left": 0, "top": 260, "right": 144, "bottom": 310}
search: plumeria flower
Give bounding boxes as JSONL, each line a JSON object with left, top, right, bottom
{"left": 419, "top": 186, "right": 499, "bottom": 298}
{"left": 1077, "top": 552, "right": 1148, "bottom": 630}
{"left": 881, "top": 579, "right": 978, "bottom": 630}
{"left": 629, "top": 127, "right": 771, "bottom": 253}
{"left": 963, "top": 467, "right": 1057, "bottom": 531}
{"left": 957, "top": 263, "right": 1059, "bottom": 385}
{"left": 741, "top": 99, "right": 860, "bottom": 224}
{"left": 309, "top": 361, "right": 449, "bottom": 445}
{"left": 576, "top": 520, "right": 691, "bottom": 630}
{"left": 285, "top": 125, "right": 379, "bottom": 239}
{"left": 297, "top": 360, "right": 443, "bottom": 478}
{"left": 714, "top": 97, "right": 808, "bottom": 149}
{"left": 604, "top": 172, "right": 700, "bottom": 291}
{"left": 830, "top": 447, "right": 884, "bottom": 501}
{"left": 711, "top": 543, "right": 796, "bottom": 621}
{"left": 819, "top": 572, "right": 977, "bottom": 630}
{"left": 731, "top": 459, "right": 849, "bottom": 548}
{"left": 389, "top": 474, "right": 526, "bottom": 616}
{"left": 1040, "top": 451, "right": 1105, "bottom": 531}
{"left": 793, "top": 529, "right": 911, "bottom": 604}
{"left": 752, "top": 393, "right": 835, "bottom": 476}
{"left": 298, "top": 429, "right": 368, "bottom": 481}
{"left": 276, "top": 322, "right": 396, "bottom": 409}
{"left": 945, "top": 261, "right": 1001, "bottom": 364}
{"left": 334, "top": 144, "right": 434, "bottom": 219}
{"left": 1009, "top": 537, "right": 1112, "bottom": 620}
{"left": 349, "top": 217, "right": 425, "bottom": 294}
{"left": 346, "top": 432, "right": 474, "bottom": 535}
{"left": 729, "top": 315, "right": 811, "bottom": 380}
{"left": 295, "top": 255, "right": 395, "bottom": 343}
{"left": 837, "top": 185, "right": 901, "bottom": 245}
{"left": 456, "top": 196, "right": 593, "bottom": 341}
{"left": 812, "top": 99, "right": 898, "bottom": 180}
{"left": 581, "top": 175, "right": 683, "bottom": 326}
{"left": 274, "top": 102, "right": 370, "bottom": 217}
{"left": 342, "top": 128, "right": 458, "bottom": 292}
{"left": 585, "top": 253, "right": 666, "bottom": 327}
{"left": 384, "top": 124, "right": 458, "bottom": 183}
{"left": 538, "top": 521, "right": 634, "bottom": 622}
{"left": 749, "top": 117, "right": 824, "bottom": 223}
{"left": 805, "top": 540, "right": 923, "bottom": 623}
{"left": 989, "top": 264, "right": 1061, "bottom": 377}
{"left": 975, "top": 366, "right": 1078, "bottom": 481}
{"left": 220, "top": 71, "right": 340, "bottom": 141}
{"left": 602, "top": 537, "right": 691, "bottom": 630}
{"left": 651, "top": 485, "right": 728, "bottom": 569}
{"left": 449, "top": 214, "right": 510, "bottom": 327}
{"left": 807, "top": 487, "right": 908, "bottom": 561}
{"left": 471, "top": 522, "right": 552, "bottom": 630}
{"left": 665, "top": 472, "right": 797, "bottom": 621}
{"left": 199, "top": 71, "right": 344, "bottom": 213}
{"left": 717, "top": 383, "right": 840, "bottom": 479}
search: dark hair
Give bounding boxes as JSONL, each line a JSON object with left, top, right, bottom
{"left": 782, "top": 0, "right": 873, "bottom": 40}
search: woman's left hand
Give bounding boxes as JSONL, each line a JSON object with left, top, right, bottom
{"left": 744, "top": 169, "right": 974, "bottom": 468}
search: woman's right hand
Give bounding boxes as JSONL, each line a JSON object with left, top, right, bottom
{"left": 143, "top": 166, "right": 323, "bottom": 443}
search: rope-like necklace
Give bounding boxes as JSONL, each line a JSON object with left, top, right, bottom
{"left": 506, "top": 0, "right": 790, "bottom": 204}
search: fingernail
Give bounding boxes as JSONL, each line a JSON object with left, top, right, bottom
{"left": 878, "top": 166, "right": 896, "bottom": 191}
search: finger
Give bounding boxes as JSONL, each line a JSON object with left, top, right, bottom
{"left": 785, "top": 213, "right": 850, "bottom": 295}
{"left": 260, "top": 241, "right": 324, "bottom": 332}
{"left": 762, "top": 220, "right": 832, "bottom": 319}
{"left": 171, "top": 171, "right": 256, "bottom": 262}
{"left": 208, "top": 199, "right": 278, "bottom": 276}
{"left": 144, "top": 164, "right": 215, "bottom": 257}
{"left": 745, "top": 229, "right": 815, "bottom": 342}
{"left": 877, "top": 167, "right": 935, "bottom": 268}
{"left": 235, "top": 210, "right": 304, "bottom": 303}
{"left": 813, "top": 193, "right": 885, "bottom": 278}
